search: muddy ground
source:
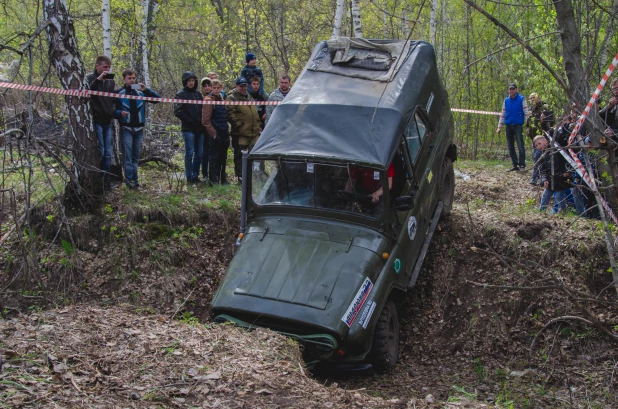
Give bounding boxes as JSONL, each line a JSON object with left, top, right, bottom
{"left": 1, "top": 160, "right": 617, "bottom": 408}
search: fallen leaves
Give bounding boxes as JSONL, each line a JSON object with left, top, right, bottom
{"left": 0, "top": 306, "right": 395, "bottom": 408}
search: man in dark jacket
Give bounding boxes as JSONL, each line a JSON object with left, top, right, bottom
{"left": 202, "top": 79, "right": 230, "bottom": 184}
{"left": 227, "top": 77, "right": 261, "bottom": 182}
{"left": 86, "top": 55, "right": 117, "bottom": 188}
{"left": 249, "top": 76, "right": 269, "bottom": 129}
{"left": 174, "top": 71, "right": 204, "bottom": 184}
{"left": 527, "top": 93, "right": 554, "bottom": 185}
{"left": 115, "top": 69, "right": 161, "bottom": 189}
{"left": 496, "top": 83, "right": 530, "bottom": 171}
{"left": 535, "top": 122, "right": 571, "bottom": 213}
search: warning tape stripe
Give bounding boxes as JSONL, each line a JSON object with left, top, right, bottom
{"left": 0, "top": 81, "right": 280, "bottom": 105}
{"left": 545, "top": 133, "right": 618, "bottom": 225}
{"left": 560, "top": 51, "right": 618, "bottom": 224}
{"left": 451, "top": 108, "right": 500, "bottom": 115}
{"left": 568, "top": 51, "right": 618, "bottom": 146}
{"left": 2, "top": 81, "right": 503, "bottom": 113}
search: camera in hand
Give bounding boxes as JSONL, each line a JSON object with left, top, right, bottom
{"left": 103, "top": 73, "right": 115, "bottom": 80}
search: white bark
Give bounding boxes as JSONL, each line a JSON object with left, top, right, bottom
{"left": 141, "top": 0, "right": 151, "bottom": 87}
{"left": 383, "top": 0, "right": 388, "bottom": 38}
{"left": 44, "top": 0, "right": 103, "bottom": 202}
{"left": 430, "top": 0, "right": 438, "bottom": 45}
{"left": 332, "top": 0, "right": 345, "bottom": 38}
{"left": 351, "top": 0, "right": 363, "bottom": 38}
{"left": 102, "top": 0, "right": 111, "bottom": 57}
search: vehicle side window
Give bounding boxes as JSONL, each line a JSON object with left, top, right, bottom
{"left": 415, "top": 113, "right": 427, "bottom": 142}
{"left": 405, "top": 119, "right": 421, "bottom": 163}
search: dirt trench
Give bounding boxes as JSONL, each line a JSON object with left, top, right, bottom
{"left": 1, "top": 163, "right": 618, "bottom": 408}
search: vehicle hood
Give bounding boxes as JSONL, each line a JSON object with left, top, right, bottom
{"left": 211, "top": 217, "right": 389, "bottom": 336}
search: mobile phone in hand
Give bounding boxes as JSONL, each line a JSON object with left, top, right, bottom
{"left": 131, "top": 84, "right": 141, "bottom": 90}
{"left": 104, "top": 73, "right": 115, "bottom": 80}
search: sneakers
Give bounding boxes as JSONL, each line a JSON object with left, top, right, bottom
{"left": 507, "top": 166, "right": 519, "bottom": 172}
{"left": 519, "top": 165, "right": 526, "bottom": 171}
{"left": 529, "top": 179, "right": 538, "bottom": 186}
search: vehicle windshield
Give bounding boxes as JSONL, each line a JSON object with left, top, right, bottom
{"left": 251, "top": 160, "right": 385, "bottom": 218}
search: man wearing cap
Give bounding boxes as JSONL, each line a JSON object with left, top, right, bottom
{"left": 241, "top": 52, "right": 265, "bottom": 96}
{"left": 497, "top": 83, "right": 531, "bottom": 172}
{"left": 226, "top": 77, "right": 261, "bottom": 182}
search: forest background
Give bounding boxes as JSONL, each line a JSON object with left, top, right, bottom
{"left": 2, "top": 0, "right": 618, "bottom": 161}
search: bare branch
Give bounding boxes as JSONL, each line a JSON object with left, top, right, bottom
{"left": 463, "top": 0, "right": 572, "bottom": 98}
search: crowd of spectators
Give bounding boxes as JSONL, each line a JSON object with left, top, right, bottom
{"left": 87, "top": 53, "right": 292, "bottom": 190}
{"left": 496, "top": 79, "right": 618, "bottom": 218}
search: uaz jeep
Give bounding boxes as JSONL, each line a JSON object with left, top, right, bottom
{"left": 211, "top": 38, "right": 456, "bottom": 373}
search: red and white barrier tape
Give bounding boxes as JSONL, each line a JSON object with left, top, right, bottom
{"left": 545, "top": 132, "right": 618, "bottom": 225}
{"left": 451, "top": 108, "right": 500, "bottom": 115}
{"left": 558, "top": 51, "right": 618, "bottom": 224}
{"left": 2, "top": 81, "right": 505, "bottom": 113}
{"left": 0, "top": 81, "right": 279, "bottom": 105}
{"left": 568, "top": 52, "right": 618, "bottom": 145}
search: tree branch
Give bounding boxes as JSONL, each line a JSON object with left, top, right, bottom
{"left": 0, "top": 21, "right": 51, "bottom": 56}
{"left": 463, "top": 0, "right": 572, "bottom": 98}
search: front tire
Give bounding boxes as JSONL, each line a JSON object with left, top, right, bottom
{"left": 369, "top": 299, "right": 399, "bottom": 374}
{"left": 438, "top": 157, "right": 455, "bottom": 217}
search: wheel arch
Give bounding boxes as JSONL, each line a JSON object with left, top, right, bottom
{"left": 445, "top": 143, "right": 458, "bottom": 162}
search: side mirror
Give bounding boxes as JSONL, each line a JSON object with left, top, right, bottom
{"left": 393, "top": 196, "right": 414, "bottom": 211}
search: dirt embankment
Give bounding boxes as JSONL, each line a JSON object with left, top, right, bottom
{"left": 1, "top": 161, "right": 617, "bottom": 408}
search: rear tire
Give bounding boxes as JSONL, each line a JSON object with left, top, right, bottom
{"left": 369, "top": 299, "right": 399, "bottom": 374}
{"left": 439, "top": 157, "right": 455, "bottom": 217}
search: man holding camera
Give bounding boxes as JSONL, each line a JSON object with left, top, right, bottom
{"left": 115, "top": 69, "right": 161, "bottom": 189}
{"left": 86, "top": 55, "right": 117, "bottom": 190}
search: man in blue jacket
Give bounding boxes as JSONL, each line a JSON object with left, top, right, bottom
{"left": 115, "top": 69, "right": 161, "bottom": 189}
{"left": 496, "top": 83, "right": 530, "bottom": 171}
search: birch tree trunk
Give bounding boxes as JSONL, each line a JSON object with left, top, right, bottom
{"left": 43, "top": 0, "right": 102, "bottom": 208}
{"left": 351, "top": 0, "right": 363, "bottom": 38}
{"left": 141, "top": 0, "right": 158, "bottom": 88}
{"left": 102, "top": 0, "right": 111, "bottom": 57}
{"left": 332, "top": 0, "right": 345, "bottom": 38}
{"left": 430, "top": 0, "right": 438, "bottom": 45}
{"left": 140, "top": 0, "right": 158, "bottom": 148}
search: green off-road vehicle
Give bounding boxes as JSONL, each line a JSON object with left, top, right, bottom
{"left": 211, "top": 37, "right": 456, "bottom": 373}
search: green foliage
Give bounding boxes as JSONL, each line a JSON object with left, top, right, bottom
{"left": 179, "top": 311, "right": 199, "bottom": 327}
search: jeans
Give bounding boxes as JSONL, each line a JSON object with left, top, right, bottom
{"left": 94, "top": 122, "right": 113, "bottom": 183}
{"left": 571, "top": 184, "right": 587, "bottom": 215}
{"left": 531, "top": 146, "right": 542, "bottom": 181}
{"left": 201, "top": 133, "right": 211, "bottom": 179}
{"left": 540, "top": 188, "right": 567, "bottom": 213}
{"left": 505, "top": 124, "right": 525, "bottom": 168}
{"left": 120, "top": 127, "right": 143, "bottom": 187}
{"left": 182, "top": 130, "right": 204, "bottom": 182}
{"left": 208, "top": 130, "right": 230, "bottom": 183}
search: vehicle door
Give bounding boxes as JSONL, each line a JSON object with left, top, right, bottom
{"left": 397, "top": 108, "right": 436, "bottom": 269}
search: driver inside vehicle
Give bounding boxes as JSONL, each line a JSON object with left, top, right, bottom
{"left": 344, "top": 163, "right": 395, "bottom": 207}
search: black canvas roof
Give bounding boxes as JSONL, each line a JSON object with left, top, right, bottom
{"left": 250, "top": 38, "right": 448, "bottom": 169}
